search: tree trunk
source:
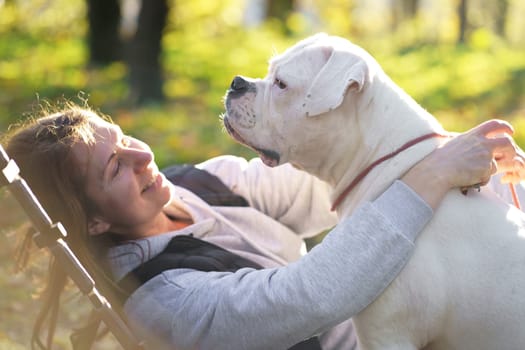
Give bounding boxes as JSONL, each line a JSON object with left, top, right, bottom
{"left": 127, "top": 0, "right": 169, "bottom": 104}
{"left": 86, "top": 0, "right": 122, "bottom": 65}
{"left": 457, "top": 0, "right": 468, "bottom": 44}
{"left": 494, "top": 0, "right": 508, "bottom": 38}
{"left": 404, "top": 0, "right": 419, "bottom": 18}
{"left": 267, "top": 0, "right": 294, "bottom": 22}
{"left": 391, "top": 0, "right": 420, "bottom": 31}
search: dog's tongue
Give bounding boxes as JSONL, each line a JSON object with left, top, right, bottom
{"left": 258, "top": 149, "right": 280, "bottom": 167}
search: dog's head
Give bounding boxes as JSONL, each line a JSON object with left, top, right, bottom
{"left": 222, "top": 33, "right": 377, "bottom": 170}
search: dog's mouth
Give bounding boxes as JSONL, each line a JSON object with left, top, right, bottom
{"left": 222, "top": 116, "right": 280, "bottom": 167}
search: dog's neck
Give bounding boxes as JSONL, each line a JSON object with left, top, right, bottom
{"left": 320, "top": 72, "right": 447, "bottom": 216}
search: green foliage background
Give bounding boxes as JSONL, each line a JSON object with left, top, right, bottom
{"left": 0, "top": 0, "right": 524, "bottom": 169}
{"left": 0, "top": 0, "right": 524, "bottom": 348}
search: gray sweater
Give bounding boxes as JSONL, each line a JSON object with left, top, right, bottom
{"left": 107, "top": 156, "right": 433, "bottom": 350}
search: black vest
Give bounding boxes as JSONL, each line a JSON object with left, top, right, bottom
{"left": 117, "top": 165, "right": 323, "bottom": 350}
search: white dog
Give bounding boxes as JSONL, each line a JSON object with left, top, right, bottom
{"left": 222, "top": 33, "right": 525, "bottom": 350}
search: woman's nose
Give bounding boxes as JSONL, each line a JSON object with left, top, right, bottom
{"left": 122, "top": 148, "right": 153, "bottom": 172}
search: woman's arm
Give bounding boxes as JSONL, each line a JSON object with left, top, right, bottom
{"left": 125, "top": 180, "right": 431, "bottom": 350}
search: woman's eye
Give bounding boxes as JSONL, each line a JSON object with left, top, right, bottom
{"left": 274, "top": 78, "right": 287, "bottom": 89}
{"left": 114, "top": 159, "right": 121, "bottom": 177}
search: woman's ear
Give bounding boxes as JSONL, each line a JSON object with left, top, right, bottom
{"left": 87, "top": 217, "right": 111, "bottom": 236}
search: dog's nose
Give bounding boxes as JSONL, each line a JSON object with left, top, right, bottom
{"left": 230, "top": 76, "right": 249, "bottom": 92}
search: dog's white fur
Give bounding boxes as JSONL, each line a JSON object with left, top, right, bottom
{"left": 223, "top": 33, "right": 525, "bottom": 350}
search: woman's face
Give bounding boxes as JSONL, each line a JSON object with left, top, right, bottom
{"left": 72, "top": 116, "right": 172, "bottom": 237}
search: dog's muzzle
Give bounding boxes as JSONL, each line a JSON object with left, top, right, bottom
{"left": 227, "top": 76, "right": 255, "bottom": 98}
{"left": 223, "top": 76, "right": 281, "bottom": 167}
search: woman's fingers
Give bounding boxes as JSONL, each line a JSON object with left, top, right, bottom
{"left": 488, "top": 134, "right": 525, "bottom": 184}
{"left": 473, "top": 119, "right": 514, "bottom": 138}
{"left": 466, "top": 119, "right": 524, "bottom": 184}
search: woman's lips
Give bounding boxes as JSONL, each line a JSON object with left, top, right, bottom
{"left": 142, "top": 173, "right": 161, "bottom": 193}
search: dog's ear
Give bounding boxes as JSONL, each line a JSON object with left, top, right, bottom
{"left": 303, "top": 46, "right": 368, "bottom": 117}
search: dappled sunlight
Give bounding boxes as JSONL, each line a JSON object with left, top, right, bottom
{"left": 1, "top": 1, "right": 525, "bottom": 347}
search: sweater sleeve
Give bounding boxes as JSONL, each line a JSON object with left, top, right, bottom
{"left": 124, "top": 180, "right": 432, "bottom": 350}
{"left": 196, "top": 155, "right": 338, "bottom": 237}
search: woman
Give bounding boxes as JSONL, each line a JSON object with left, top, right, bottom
{"left": 3, "top": 102, "right": 524, "bottom": 350}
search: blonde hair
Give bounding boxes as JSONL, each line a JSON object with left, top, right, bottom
{"left": 2, "top": 102, "right": 120, "bottom": 349}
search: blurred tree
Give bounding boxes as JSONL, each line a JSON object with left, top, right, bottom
{"left": 457, "top": 0, "right": 468, "bottom": 44}
{"left": 267, "top": 0, "right": 295, "bottom": 22}
{"left": 494, "top": 0, "right": 509, "bottom": 38}
{"left": 86, "top": 0, "right": 169, "bottom": 105}
{"left": 466, "top": 0, "right": 510, "bottom": 41}
{"left": 391, "top": 0, "right": 420, "bottom": 30}
{"left": 87, "top": 0, "right": 122, "bottom": 64}
{"left": 127, "top": 0, "right": 169, "bottom": 105}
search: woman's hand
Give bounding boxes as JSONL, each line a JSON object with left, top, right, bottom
{"left": 490, "top": 129, "right": 525, "bottom": 185}
{"left": 402, "top": 119, "right": 524, "bottom": 210}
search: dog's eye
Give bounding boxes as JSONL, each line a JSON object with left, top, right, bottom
{"left": 274, "top": 78, "right": 287, "bottom": 89}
